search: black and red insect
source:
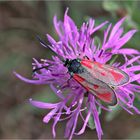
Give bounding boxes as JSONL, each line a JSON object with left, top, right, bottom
{"left": 34, "top": 37, "right": 129, "bottom": 106}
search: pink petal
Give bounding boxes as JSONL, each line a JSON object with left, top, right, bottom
{"left": 126, "top": 66, "right": 140, "bottom": 72}
{"left": 117, "top": 48, "right": 140, "bottom": 55}
{"left": 53, "top": 15, "right": 63, "bottom": 38}
{"left": 29, "top": 98, "right": 60, "bottom": 109}
{"left": 75, "top": 109, "right": 91, "bottom": 135}
{"left": 130, "top": 73, "right": 140, "bottom": 82}
{"left": 124, "top": 56, "right": 140, "bottom": 66}
{"left": 90, "top": 95, "right": 103, "bottom": 140}
{"left": 14, "top": 72, "right": 43, "bottom": 84}
{"left": 103, "top": 23, "right": 112, "bottom": 46}
{"left": 43, "top": 108, "right": 58, "bottom": 123}
{"left": 117, "top": 30, "right": 137, "bottom": 49}
{"left": 52, "top": 111, "right": 61, "bottom": 138}
{"left": 109, "top": 17, "right": 126, "bottom": 40}
{"left": 47, "top": 34, "right": 57, "bottom": 45}
{"left": 90, "top": 21, "right": 108, "bottom": 35}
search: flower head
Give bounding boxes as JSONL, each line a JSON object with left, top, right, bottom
{"left": 15, "top": 9, "right": 140, "bottom": 140}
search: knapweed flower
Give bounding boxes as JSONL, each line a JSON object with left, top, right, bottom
{"left": 15, "top": 9, "right": 140, "bottom": 140}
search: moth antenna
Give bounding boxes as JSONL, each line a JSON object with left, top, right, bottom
{"left": 33, "top": 66, "right": 49, "bottom": 73}
{"left": 33, "top": 36, "right": 68, "bottom": 73}
{"left": 83, "top": 56, "right": 89, "bottom": 60}
{"left": 36, "top": 35, "right": 64, "bottom": 61}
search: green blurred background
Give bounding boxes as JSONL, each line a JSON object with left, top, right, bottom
{"left": 0, "top": 1, "right": 140, "bottom": 139}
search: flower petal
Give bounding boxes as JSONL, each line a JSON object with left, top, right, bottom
{"left": 14, "top": 72, "right": 43, "bottom": 84}
{"left": 124, "top": 56, "right": 140, "bottom": 67}
{"left": 90, "top": 21, "right": 108, "bottom": 35}
{"left": 90, "top": 95, "right": 103, "bottom": 140}
{"left": 116, "top": 30, "right": 137, "bottom": 49}
{"left": 109, "top": 17, "right": 125, "bottom": 40}
{"left": 130, "top": 73, "right": 140, "bottom": 82}
{"left": 126, "top": 66, "right": 140, "bottom": 72}
{"left": 43, "top": 108, "right": 58, "bottom": 123}
{"left": 29, "top": 98, "right": 60, "bottom": 109}
{"left": 75, "top": 109, "right": 91, "bottom": 135}
{"left": 116, "top": 48, "right": 140, "bottom": 55}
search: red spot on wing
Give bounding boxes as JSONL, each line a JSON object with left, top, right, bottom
{"left": 97, "top": 92, "right": 112, "bottom": 103}
{"left": 73, "top": 74, "right": 85, "bottom": 82}
{"left": 93, "top": 85, "right": 99, "bottom": 89}
{"left": 73, "top": 74, "right": 90, "bottom": 91}
{"left": 94, "top": 61, "right": 103, "bottom": 68}
{"left": 101, "top": 72, "right": 106, "bottom": 76}
{"left": 110, "top": 70, "right": 124, "bottom": 82}
{"left": 81, "top": 59, "right": 92, "bottom": 69}
{"left": 85, "top": 86, "right": 90, "bottom": 91}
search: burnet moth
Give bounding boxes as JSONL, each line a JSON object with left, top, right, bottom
{"left": 33, "top": 36, "right": 129, "bottom": 106}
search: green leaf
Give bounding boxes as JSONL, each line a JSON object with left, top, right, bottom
{"left": 105, "top": 105, "right": 122, "bottom": 121}
{"left": 88, "top": 115, "right": 95, "bottom": 130}
{"left": 134, "top": 97, "right": 140, "bottom": 110}
{"left": 94, "top": 36, "right": 102, "bottom": 48}
{"left": 103, "top": 0, "right": 119, "bottom": 12}
{"left": 88, "top": 106, "right": 101, "bottom": 130}
{"left": 109, "top": 55, "right": 118, "bottom": 65}
{"left": 33, "top": 86, "right": 60, "bottom": 103}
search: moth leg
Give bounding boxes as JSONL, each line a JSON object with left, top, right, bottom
{"left": 83, "top": 56, "right": 90, "bottom": 60}
{"left": 84, "top": 91, "right": 89, "bottom": 97}
{"left": 111, "top": 86, "right": 115, "bottom": 90}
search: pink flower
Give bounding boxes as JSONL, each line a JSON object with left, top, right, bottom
{"left": 14, "top": 9, "right": 140, "bottom": 140}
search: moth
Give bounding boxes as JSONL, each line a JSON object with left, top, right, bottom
{"left": 64, "top": 58, "right": 129, "bottom": 106}
{"left": 34, "top": 37, "right": 130, "bottom": 106}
